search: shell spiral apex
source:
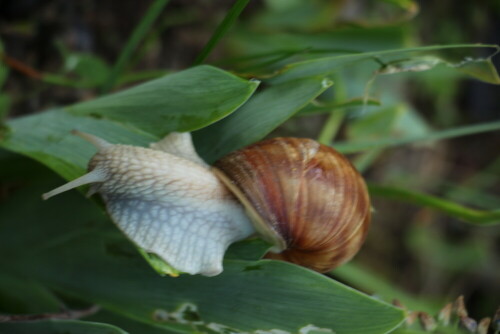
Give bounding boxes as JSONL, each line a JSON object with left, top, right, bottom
{"left": 213, "top": 137, "right": 371, "bottom": 273}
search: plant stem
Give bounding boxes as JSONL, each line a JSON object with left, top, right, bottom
{"left": 368, "top": 184, "right": 500, "bottom": 225}
{"left": 318, "top": 109, "right": 346, "bottom": 145}
{"left": 333, "top": 120, "right": 500, "bottom": 153}
{"left": 101, "top": 0, "right": 169, "bottom": 93}
{"left": 193, "top": 0, "right": 251, "bottom": 65}
{"left": 317, "top": 74, "right": 346, "bottom": 145}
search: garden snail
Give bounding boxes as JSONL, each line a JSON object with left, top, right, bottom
{"left": 43, "top": 131, "right": 371, "bottom": 276}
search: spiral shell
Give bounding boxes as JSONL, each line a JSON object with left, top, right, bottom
{"left": 213, "top": 137, "right": 371, "bottom": 273}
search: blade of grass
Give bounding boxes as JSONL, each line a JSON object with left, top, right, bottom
{"left": 368, "top": 184, "right": 500, "bottom": 225}
{"left": 193, "top": 0, "right": 251, "bottom": 65}
{"left": 318, "top": 109, "right": 346, "bottom": 145}
{"left": 101, "top": 0, "right": 169, "bottom": 93}
{"left": 333, "top": 120, "right": 500, "bottom": 153}
{"left": 317, "top": 74, "right": 347, "bottom": 145}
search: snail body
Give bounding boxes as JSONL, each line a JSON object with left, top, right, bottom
{"left": 43, "top": 131, "right": 371, "bottom": 276}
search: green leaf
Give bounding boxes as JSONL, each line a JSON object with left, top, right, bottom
{"left": 0, "top": 320, "right": 128, "bottom": 334}
{"left": 69, "top": 65, "right": 260, "bottom": 137}
{"left": 137, "top": 249, "right": 182, "bottom": 277}
{"left": 224, "top": 238, "right": 272, "bottom": 261}
{"left": 0, "top": 172, "right": 405, "bottom": 334}
{"left": 1, "top": 66, "right": 260, "bottom": 182}
{"left": 368, "top": 184, "right": 500, "bottom": 225}
{"left": 1, "top": 109, "right": 155, "bottom": 180}
{"left": 89, "top": 310, "right": 179, "bottom": 334}
{"left": 270, "top": 44, "right": 500, "bottom": 84}
{"left": 296, "top": 97, "right": 381, "bottom": 116}
{"left": 193, "top": 77, "right": 332, "bottom": 163}
{"left": 62, "top": 52, "right": 111, "bottom": 88}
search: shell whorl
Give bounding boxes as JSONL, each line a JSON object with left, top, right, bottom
{"left": 214, "top": 137, "right": 371, "bottom": 273}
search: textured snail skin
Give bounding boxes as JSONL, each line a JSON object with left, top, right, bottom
{"left": 42, "top": 132, "right": 255, "bottom": 276}
{"left": 214, "top": 138, "right": 371, "bottom": 273}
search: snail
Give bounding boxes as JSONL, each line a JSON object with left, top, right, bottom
{"left": 43, "top": 131, "right": 371, "bottom": 276}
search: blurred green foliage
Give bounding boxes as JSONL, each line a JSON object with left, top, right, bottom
{"left": 0, "top": 0, "right": 499, "bottom": 333}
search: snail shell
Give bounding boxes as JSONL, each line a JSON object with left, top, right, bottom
{"left": 213, "top": 138, "right": 371, "bottom": 273}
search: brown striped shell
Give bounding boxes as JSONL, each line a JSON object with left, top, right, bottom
{"left": 213, "top": 137, "right": 371, "bottom": 273}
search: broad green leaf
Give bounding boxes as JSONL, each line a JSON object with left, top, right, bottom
{"left": 117, "top": 69, "right": 171, "bottom": 86}
{"left": 68, "top": 65, "right": 260, "bottom": 137}
{"left": 224, "top": 238, "right": 272, "bottom": 261}
{"left": 270, "top": 45, "right": 500, "bottom": 84}
{"left": 0, "top": 172, "right": 405, "bottom": 334}
{"left": 193, "top": 77, "right": 332, "bottom": 163}
{"left": 89, "top": 310, "right": 179, "bottom": 334}
{"left": 368, "top": 184, "right": 500, "bottom": 225}
{"left": 1, "top": 66, "right": 259, "bottom": 181}
{"left": 1, "top": 109, "right": 155, "bottom": 180}
{"left": 0, "top": 320, "right": 128, "bottom": 334}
